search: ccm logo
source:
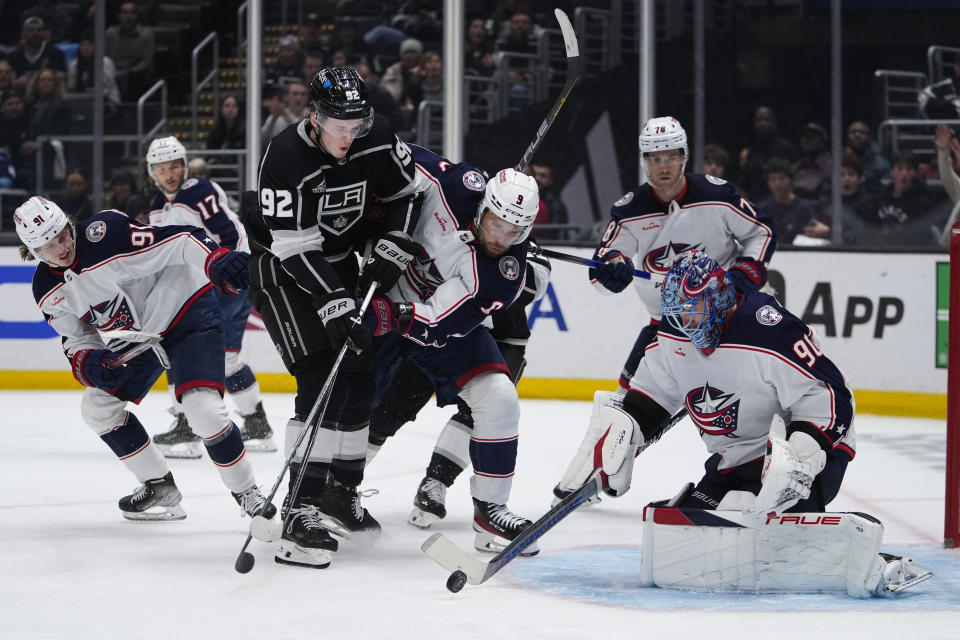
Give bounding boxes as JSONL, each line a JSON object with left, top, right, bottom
{"left": 764, "top": 515, "right": 841, "bottom": 526}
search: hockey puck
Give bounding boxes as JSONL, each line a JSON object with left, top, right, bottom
{"left": 446, "top": 570, "right": 467, "bottom": 593}
{"left": 235, "top": 551, "right": 255, "bottom": 574}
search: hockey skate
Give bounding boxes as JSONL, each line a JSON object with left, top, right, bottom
{"left": 472, "top": 499, "right": 539, "bottom": 556}
{"left": 408, "top": 476, "right": 447, "bottom": 529}
{"left": 239, "top": 402, "right": 277, "bottom": 452}
{"left": 118, "top": 471, "right": 187, "bottom": 521}
{"left": 153, "top": 411, "right": 202, "bottom": 459}
{"left": 876, "top": 553, "right": 933, "bottom": 595}
{"left": 232, "top": 484, "right": 278, "bottom": 519}
{"left": 317, "top": 482, "right": 382, "bottom": 538}
{"left": 275, "top": 502, "right": 339, "bottom": 569}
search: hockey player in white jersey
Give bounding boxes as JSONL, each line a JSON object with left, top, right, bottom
{"left": 144, "top": 136, "right": 275, "bottom": 458}
{"left": 14, "top": 196, "right": 275, "bottom": 523}
{"left": 589, "top": 116, "right": 776, "bottom": 390}
{"left": 362, "top": 148, "right": 545, "bottom": 554}
{"left": 553, "top": 248, "right": 930, "bottom": 596}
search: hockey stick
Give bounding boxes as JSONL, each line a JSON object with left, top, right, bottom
{"left": 529, "top": 245, "right": 653, "bottom": 280}
{"left": 103, "top": 330, "right": 171, "bottom": 369}
{"left": 234, "top": 281, "right": 378, "bottom": 574}
{"left": 514, "top": 8, "right": 580, "bottom": 173}
{"left": 422, "top": 469, "right": 604, "bottom": 592}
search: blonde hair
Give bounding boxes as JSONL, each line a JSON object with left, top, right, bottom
{"left": 26, "top": 70, "right": 66, "bottom": 102}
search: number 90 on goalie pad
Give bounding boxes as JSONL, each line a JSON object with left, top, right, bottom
{"left": 638, "top": 507, "right": 932, "bottom": 597}
{"left": 553, "top": 391, "right": 642, "bottom": 500}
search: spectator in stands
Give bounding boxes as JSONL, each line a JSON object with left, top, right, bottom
{"left": 354, "top": 63, "right": 404, "bottom": 132}
{"left": 820, "top": 154, "right": 878, "bottom": 245}
{"left": 110, "top": 171, "right": 136, "bottom": 212}
{"left": 266, "top": 34, "right": 305, "bottom": 91}
{"left": 68, "top": 0, "right": 96, "bottom": 44}
{"left": 382, "top": 38, "right": 423, "bottom": 130}
{"left": 758, "top": 158, "right": 829, "bottom": 245}
{"left": 497, "top": 8, "right": 537, "bottom": 54}
{"left": 299, "top": 13, "right": 325, "bottom": 57}
{"left": 6, "top": 16, "right": 67, "bottom": 87}
{"left": 497, "top": 9, "right": 538, "bottom": 112}
{"left": 0, "top": 90, "right": 32, "bottom": 189}
{"left": 936, "top": 123, "right": 960, "bottom": 246}
{"left": 844, "top": 120, "right": 890, "bottom": 189}
{"left": 329, "top": 50, "right": 349, "bottom": 68}
{"left": 465, "top": 17, "right": 495, "bottom": 76}
{"left": 390, "top": 1, "right": 442, "bottom": 46}
{"left": 863, "top": 150, "right": 947, "bottom": 245}
{"left": 260, "top": 80, "right": 308, "bottom": 146}
{"left": 302, "top": 53, "right": 324, "bottom": 84}
{"left": 21, "top": 1, "right": 72, "bottom": 44}
{"left": 188, "top": 156, "right": 210, "bottom": 179}
{"left": 205, "top": 94, "right": 245, "bottom": 151}
{"left": 417, "top": 51, "right": 443, "bottom": 104}
{"left": 326, "top": 16, "right": 370, "bottom": 66}
{"left": 791, "top": 122, "right": 832, "bottom": 202}
{"left": 703, "top": 144, "right": 730, "bottom": 179}
{"left": 738, "top": 106, "right": 798, "bottom": 201}
{"left": 26, "top": 69, "right": 68, "bottom": 132}
{"left": 0, "top": 61, "right": 16, "bottom": 95}
{"left": 529, "top": 162, "right": 570, "bottom": 241}
{"left": 62, "top": 168, "right": 93, "bottom": 221}
{"left": 68, "top": 30, "right": 121, "bottom": 107}
{"left": 105, "top": 2, "right": 155, "bottom": 101}
{"left": 0, "top": 146, "right": 14, "bottom": 188}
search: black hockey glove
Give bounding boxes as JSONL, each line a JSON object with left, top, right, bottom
{"left": 362, "top": 295, "right": 415, "bottom": 336}
{"left": 317, "top": 290, "right": 372, "bottom": 354}
{"left": 204, "top": 248, "right": 250, "bottom": 295}
{"left": 71, "top": 348, "right": 125, "bottom": 391}
{"left": 726, "top": 256, "right": 768, "bottom": 290}
{"left": 590, "top": 251, "right": 634, "bottom": 293}
{"left": 359, "top": 231, "right": 421, "bottom": 294}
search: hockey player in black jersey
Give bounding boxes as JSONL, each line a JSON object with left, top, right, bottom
{"left": 244, "top": 66, "right": 420, "bottom": 569}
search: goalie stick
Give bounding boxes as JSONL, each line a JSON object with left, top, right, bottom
{"left": 421, "top": 470, "right": 604, "bottom": 592}
{"left": 529, "top": 245, "right": 653, "bottom": 280}
{"left": 514, "top": 8, "right": 580, "bottom": 173}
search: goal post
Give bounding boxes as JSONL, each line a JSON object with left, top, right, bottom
{"left": 946, "top": 221, "right": 960, "bottom": 548}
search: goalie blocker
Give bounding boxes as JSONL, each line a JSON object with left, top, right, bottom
{"left": 640, "top": 507, "right": 932, "bottom": 597}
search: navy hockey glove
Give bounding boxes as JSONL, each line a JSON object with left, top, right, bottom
{"left": 317, "top": 291, "right": 372, "bottom": 354}
{"left": 71, "top": 348, "right": 124, "bottom": 391}
{"left": 359, "top": 231, "right": 421, "bottom": 294}
{"left": 590, "top": 251, "right": 634, "bottom": 293}
{"left": 362, "top": 296, "right": 415, "bottom": 336}
{"left": 204, "top": 248, "right": 250, "bottom": 295}
{"left": 726, "top": 256, "right": 768, "bottom": 290}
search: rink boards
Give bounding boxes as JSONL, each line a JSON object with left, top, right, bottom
{"left": 0, "top": 246, "right": 948, "bottom": 417}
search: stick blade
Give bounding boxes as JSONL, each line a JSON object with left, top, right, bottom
{"left": 421, "top": 533, "right": 488, "bottom": 585}
{"left": 554, "top": 9, "right": 579, "bottom": 58}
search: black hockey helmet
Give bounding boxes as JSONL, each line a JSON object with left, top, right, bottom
{"left": 309, "top": 66, "right": 373, "bottom": 120}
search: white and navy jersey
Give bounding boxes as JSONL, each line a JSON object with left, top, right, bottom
{"left": 31, "top": 211, "right": 220, "bottom": 359}
{"left": 148, "top": 177, "right": 248, "bottom": 252}
{"left": 628, "top": 288, "right": 855, "bottom": 470}
{"left": 388, "top": 145, "right": 527, "bottom": 346}
{"left": 595, "top": 174, "right": 776, "bottom": 318}
{"left": 248, "top": 114, "right": 418, "bottom": 301}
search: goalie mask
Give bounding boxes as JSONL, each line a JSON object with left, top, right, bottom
{"left": 660, "top": 249, "right": 736, "bottom": 349}
{"left": 639, "top": 116, "right": 688, "bottom": 183}
{"left": 475, "top": 168, "right": 539, "bottom": 245}
{"left": 309, "top": 66, "right": 375, "bottom": 139}
{"left": 14, "top": 196, "right": 75, "bottom": 262}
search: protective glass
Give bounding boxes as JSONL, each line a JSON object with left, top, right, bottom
{"left": 479, "top": 211, "right": 527, "bottom": 245}
{"left": 643, "top": 152, "right": 686, "bottom": 167}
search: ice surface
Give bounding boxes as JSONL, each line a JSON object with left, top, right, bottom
{"left": 1, "top": 391, "right": 958, "bottom": 639}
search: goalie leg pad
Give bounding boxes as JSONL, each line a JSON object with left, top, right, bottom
{"left": 640, "top": 507, "right": 903, "bottom": 597}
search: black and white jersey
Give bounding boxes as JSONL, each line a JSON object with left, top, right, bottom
{"left": 248, "top": 114, "right": 418, "bottom": 301}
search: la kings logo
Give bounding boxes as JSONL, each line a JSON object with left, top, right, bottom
{"left": 316, "top": 181, "right": 366, "bottom": 236}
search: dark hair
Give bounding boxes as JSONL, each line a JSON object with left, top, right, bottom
{"left": 841, "top": 153, "right": 863, "bottom": 176}
{"left": 112, "top": 171, "right": 135, "bottom": 187}
{"left": 890, "top": 149, "right": 918, "bottom": 169}
{"left": 764, "top": 157, "right": 793, "bottom": 180}
{"left": 703, "top": 144, "right": 729, "bottom": 167}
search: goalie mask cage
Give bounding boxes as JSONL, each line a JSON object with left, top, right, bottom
{"left": 947, "top": 222, "right": 960, "bottom": 548}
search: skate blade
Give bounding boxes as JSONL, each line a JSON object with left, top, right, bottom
{"left": 275, "top": 542, "right": 332, "bottom": 569}
{"left": 122, "top": 504, "right": 187, "bottom": 521}
{"left": 242, "top": 437, "right": 277, "bottom": 453}
{"left": 250, "top": 514, "right": 282, "bottom": 543}
{"left": 155, "top": 442, "right": 203, "bottom": 459}
{"left": 473, "top": 530, "right": 540, "bottom": 556}
{"left": 408, "top": 507, "right": 442, "bottom": 530}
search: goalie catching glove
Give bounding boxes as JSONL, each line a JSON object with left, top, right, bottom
{"left": 749, "top": 428, "right": 827, "bottom": 516}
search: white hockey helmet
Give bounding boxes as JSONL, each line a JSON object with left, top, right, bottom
{"left": 639, "top": 116, "right": 688, "bottom": 181}
{"left": 145, "top": 136, "right": 187, "bottom": 171}
{"left": 477, "top": 168, "right": 539, "bottom": 244}
{"left": 14, "top": 196, "right": 74, "bottom": 260}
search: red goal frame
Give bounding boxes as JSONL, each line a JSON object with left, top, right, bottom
{"left": 946, "top": 222, "right": 960, "bottom": 547}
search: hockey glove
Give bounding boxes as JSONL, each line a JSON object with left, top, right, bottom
{"left": 726, "top": 256, "right": 768, "bottom": 290}
{"left": 749, "top": 430, "right": 826, "bottom": 517}
{"left": 71, "top": 348, "right": 124, "bottom": 391}
{"left": 362, "top": 295, "right": 415, "bottom": 336}
{"left": 317, "top": 290, "right": 372, "bottom": 354}
{"left": 204, "top": 248, "right": 250, "bottom": 295}
{"left": 590, "top": 251, "right": 634, "bottom": 293}
{"left": 359, "top": 231, "right": 421, "bottom": 294}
